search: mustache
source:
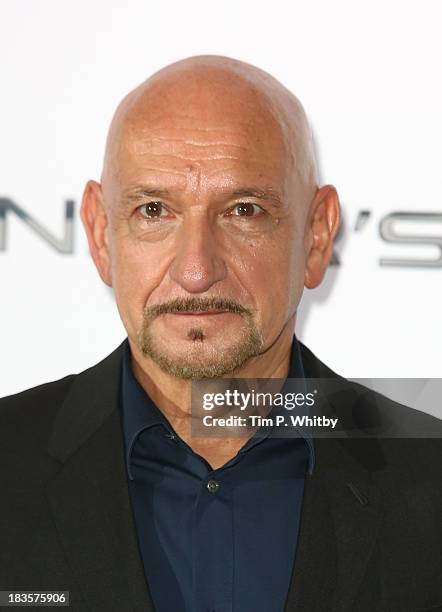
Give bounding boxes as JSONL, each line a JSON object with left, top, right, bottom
{"left": 144, "top": 296, "right": 252, "bottom": 318}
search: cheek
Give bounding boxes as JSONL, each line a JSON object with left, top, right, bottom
{"left": 238, "top": 233, "right": 303, "bottom": 322}
{"left": 108, "top": 237, "right": 168, "bottom": 333}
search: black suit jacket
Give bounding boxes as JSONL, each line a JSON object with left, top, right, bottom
{"left": 1, "top": 341, "right": 441, "bottom": 612}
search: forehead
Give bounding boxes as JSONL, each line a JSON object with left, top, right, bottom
{"left": 110, "top": 80, "right": 293, "bottom": 195}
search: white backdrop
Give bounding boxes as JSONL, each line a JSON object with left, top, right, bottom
{"left": 1, "top": 0, "right": 441, "bottom": 397}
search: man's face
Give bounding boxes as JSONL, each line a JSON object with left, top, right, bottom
{"left": 96, "top": 80, "right": 310, "bottom": 378}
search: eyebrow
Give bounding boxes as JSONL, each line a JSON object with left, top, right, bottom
{"left": 123, "top": 187, "right": 172, "bottom": 201}
{"left": 230, "top": 188, "right": 284, "bottom": 207}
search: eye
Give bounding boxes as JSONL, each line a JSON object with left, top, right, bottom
{"left": 138, "top": 201, "right": 170, "bottom": 219}
{"left": 228, "top": 202, "right": 263, "bottom": 217}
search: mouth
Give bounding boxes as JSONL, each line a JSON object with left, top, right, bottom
{"left": 169, "top": 310, "right": 232, "bottom": 316}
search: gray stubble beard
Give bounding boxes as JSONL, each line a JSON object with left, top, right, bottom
{"left": 137, "top": 296, "right": 264, "bottom": 379}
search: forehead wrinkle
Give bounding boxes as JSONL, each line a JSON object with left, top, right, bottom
{"left": 124, "top": 140, "right": 273, "bottom": 168}
{"left": 127, "top": 117, "right": 275, "bottom": 152}
{"left": 127, "top": 153, "right": 258, "bottom": 167}
{"left": 146, "top": 123, "right": 246, "bottom": 136}
{"left": 126, "top": 129, "right": 281, "bottom": 164}
{"left": 130, "top": 139, "right": 250, "bottom": 156}
{"left": 139, "top": 137, "right": 249, "bottom": 149}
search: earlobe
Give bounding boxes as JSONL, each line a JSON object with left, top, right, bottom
{"left": 80, "top": 180, "right": 113, "bottom": 287}
{"left": 304, "top": 185, "right": 341, "bottom": 289}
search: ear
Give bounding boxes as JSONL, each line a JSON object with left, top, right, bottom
{"left": 304, "top": 185, "right": 341, "bottom": 289}
{"left": 80, "top": 180, "right": 113, "bottom": 287}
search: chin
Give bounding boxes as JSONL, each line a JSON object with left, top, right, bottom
{"left": 139, "top": 327, "right": 264, "bottom": 379}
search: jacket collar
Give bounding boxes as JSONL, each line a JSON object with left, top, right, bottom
{"left": 46, "top": 341, "right": 155, "bottom": 611}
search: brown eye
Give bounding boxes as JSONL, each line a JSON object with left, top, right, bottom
{"left": 231, "top": 203, "right": 262, "bottom": 217}
{"left": 139, "top": 201, "right": 166, "bottom": 218}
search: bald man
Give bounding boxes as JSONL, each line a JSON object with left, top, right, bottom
{"left": 1, "top": 56, "right": 441, "bottom": 612}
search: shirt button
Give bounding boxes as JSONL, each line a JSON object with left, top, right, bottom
{"left": 207, "top": 479, "right": 220, "bottom": 493}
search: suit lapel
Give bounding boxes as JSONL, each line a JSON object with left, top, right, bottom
{"left": 46, "top": 343, "right": 153, "bottom": 611}
{"left": 284, "top": 342, "right": 385, "bottom": 611}
{"left": 285, "top": 437, "right": 383, "bottom": 611}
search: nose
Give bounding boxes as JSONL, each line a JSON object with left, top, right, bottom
{"left": 168, "top": 213, "right": 227, "bottom": 293}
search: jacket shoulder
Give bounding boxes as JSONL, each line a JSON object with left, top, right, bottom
{"left": 298, "top": 340, "right": 442, "bottom": 472}
{"left": 0, "top": 375, "right": 76, "bottom": 424}
{"left": 0, "top": 375, "right": 79, "bottom": 487}
{"left": 0, "top": 343, "right": 126, "bottom": 492}
{"left": 0, "top": 342, "right": 125, "bottom": 432}
{"left": 299, "top": 339, "right": 442, "bottom": 431}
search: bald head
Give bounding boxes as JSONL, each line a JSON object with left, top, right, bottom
{"left": 101, "top": 55, "right": 318, "bottom": 205}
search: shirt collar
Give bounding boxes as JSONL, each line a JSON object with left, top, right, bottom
{"left": 120, "top": 335, "right": 315, "bottom": 478}
{"left": 120, "top": 339, "right": 170, "bottom": 479}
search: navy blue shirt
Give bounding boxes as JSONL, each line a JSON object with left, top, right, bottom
{"left": 120, "top": 336, "right": 315, "bottom": 612}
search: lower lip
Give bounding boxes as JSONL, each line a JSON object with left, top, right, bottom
{"left": 170, "top": 311, "right": 231, "bottom": 316}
